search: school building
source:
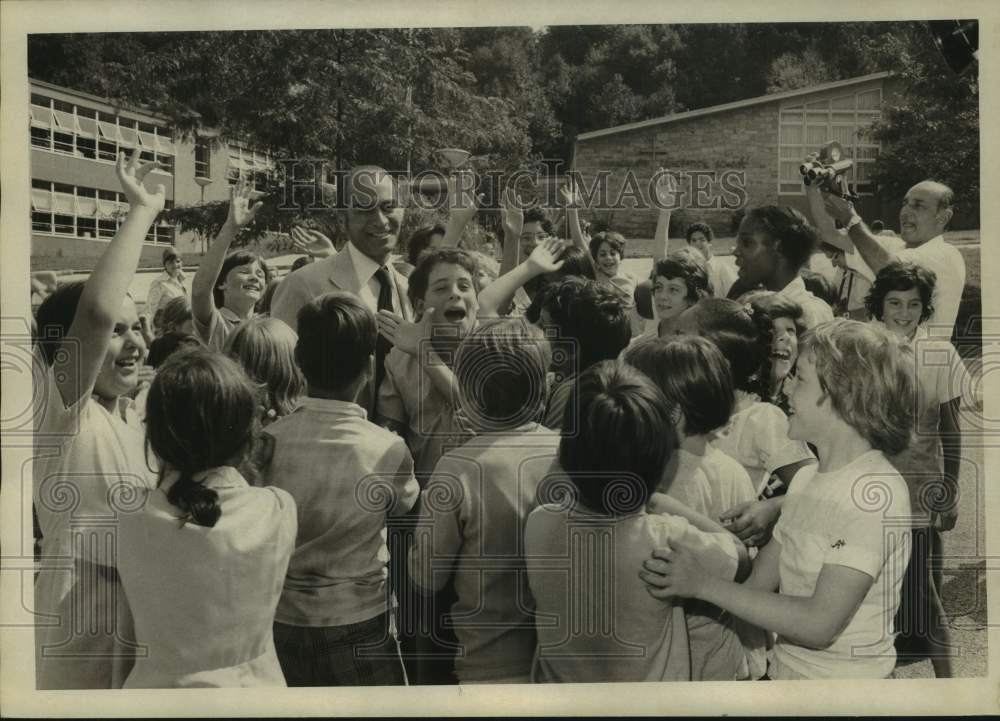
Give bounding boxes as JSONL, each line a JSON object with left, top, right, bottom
{"left": 572, "top": 72, "right": 902, "bottom": 239}
{"left": 28, "top": 78, "right": 274, "bottom": 271}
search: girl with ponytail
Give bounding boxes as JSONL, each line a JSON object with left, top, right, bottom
{"left": 117, "top": 348, "right": 297, "bottom": 687}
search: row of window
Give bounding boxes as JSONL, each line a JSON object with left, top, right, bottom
{"left": 777, "top": 89, "right": 881, "bottom": 196}
{"left": 31, "top": 179, "right": 175, "bottom": 245}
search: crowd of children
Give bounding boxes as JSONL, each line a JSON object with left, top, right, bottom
{"left": 30, "top": 150, "right": 974, "bottom": 688}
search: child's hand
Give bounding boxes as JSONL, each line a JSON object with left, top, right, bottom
{"left": 290, "top": 225, "right": 335, "bottom": 258}
{"left": 653, "top": 167, "right": 679, "bottom": 208}
{"left": 559, "top": 178, "right": 582, "bottom": 209}
{"left": 226, "top": 178, "right": 264, "bottom": 229}
{"left": 377, "top": 308, "right": 435, "bottom": 356}
{"left": 117, "top": 148, "right": 166, "bottom": 214}
{"left": 719, "top": 498, "right": 781, "bottom": 547}
{"left": 499, "top": 187, "right": 524, "bottom": 241}
{"left": 448, "top": 171, "right": 484, "bottom": 225}
{"left": 639, "top": 544, "right": 705, "bottom": 600}
{"left": 526, "top": 236, "right": 566, "bottom": 274}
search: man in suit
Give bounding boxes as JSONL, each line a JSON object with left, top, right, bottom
{"left": 271, "top": 165, "right": 414, "bottom": 412}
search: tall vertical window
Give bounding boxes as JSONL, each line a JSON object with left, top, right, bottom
{"left": 195, "top": 140, "right": 211, "bottom": 179}
{"left": 778, "top": 88, "right": 881, "bottom": 196}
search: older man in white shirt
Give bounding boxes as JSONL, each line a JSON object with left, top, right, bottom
{"left": 824, "top": 180, "right": 965, "bottom": 338}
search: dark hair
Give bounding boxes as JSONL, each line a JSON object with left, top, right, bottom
{"left": 559, "top": 361, "right": 674, "bottom": 515}
{"left": 34, "top": 281, "right": 86, "bottom": 366}
{"left": 406, "top": 223, "right": 447, "bottom": 268}
{"left": 407, "top": 248, "right": 479, "bottom": 309}
{"left": 870, "top": 220, "right": 885, "bottom": 233}
{"left": 290, "top": 256, "right": 312, "bottom": 273}
{"left": 624, "top": 336, "right": 734, "bottom": 436}
{"left": 685, "top": 222, "right": 714, "bottom": 242}
{"left": 147, "top": 332, "right": 202, "bottom": 369}
{"left": 454, "top": 318, "right": 551, "bottom": 430}
{"left": 799, "top": 269, "right": 838, "bottom": 309}
{"left": 523, "top": 246, "right": 598, "bottom": 316}
{"left": 145, "top": 349, "right": 259, "bottom": 527}
{"left": 533, "top": 277, "right": 632, "bottom": 373}
{"left": 681, "top": 298, "right": 765, "bottom": 392}
{"left": 522, "top": 206, "right": 553, "bottom": 235}
{"left": 741, "top": 290, "right": 806, "bottom": 401}
{"left": 158, "top": 295, "right": 192, "bottom": 334}
{"left": 162, "top": 247, "right": 180, "bottom": 265}
{"left": 864, "top": 260, "right": 936, "bottom": 323}
{"left": 588, "top": 231, "right": 626, "bottom": 260}
{"left": 295, "top": 291, "right": 376, "bottom": 392}
{"left": 213, "top": 251, "right": 273, "bottom": 309}
{"left": 746, "top": 206, "right": 818, "bottom": 271}
{"left": 652, "top": 251, "right": 711, "bottom": 303}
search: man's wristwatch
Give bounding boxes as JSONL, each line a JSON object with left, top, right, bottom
{"left": 845, "top": 213, "right": 863, "bottom": 232}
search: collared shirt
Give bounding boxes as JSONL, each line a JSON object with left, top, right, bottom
{"left": 526, "top": 498, "right": 740, "bottom": 683}
{"left": 262, "top": 397, "right": 419, "bottom": 627}
{"left": 32, "top": 349, "right": 158, "bottom": 689}
{"left": 193, "top": 305, "right": 246, "bottom": 352}
{"left": 346, "top": 241, "right": 402, "bottom": 316}
{"left": 772, "top": 451, "right": 910, "bottom": 679}
{"left": 117, "top": 467, "right": 297, "bottom": 688}
{"left": 778, "top": 275, "right": 835, "bottom": 329}
{"left": 895, "top": 234, "right": 966, "bottom": 337}
{"left": 409, "top": 424, "right": 561, "bottom": 682}
{"left": 146, "top": 271, "right": 187, "bottom": 320}
{"left": 376, "top": 346, "right": 472, "bottom": 482}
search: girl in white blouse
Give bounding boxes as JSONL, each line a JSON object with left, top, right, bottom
{"left": 118, "top": 349, "right": 297, "bottom": 687}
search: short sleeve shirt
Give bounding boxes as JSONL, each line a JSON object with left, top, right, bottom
{"left": 771, "top": 451, "right": 910, "bottom": 679}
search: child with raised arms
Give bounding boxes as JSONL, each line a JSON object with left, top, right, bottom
{"left": 32, "top": 149, "right": 164, "bottom": 689}
{"left": 642, "top": 319, "right": 914, "bottom": 680}
{"left": 191, "top": 179, "right": 270, "bottom": 350}
{"left": 117, "top": 349, "right": 297, "bottom": 687}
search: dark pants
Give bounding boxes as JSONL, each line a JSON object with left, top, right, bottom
{"left": 894, "top": 527, "right": 950, "bottom": 660}
{"left": 273, "top": 613, "right": 405, "bottom": 687}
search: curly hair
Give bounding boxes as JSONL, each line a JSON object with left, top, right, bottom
{"left": 589, "top": 231, "right": 626, "bottom": 260}
{"left": 800, "top": 319, "right": 914, "bottom": 455}
{"left": 652, "top": 250, "right": 711, "bottom": 303}
{"left": 864, "top": 260, "right": 936, "bottom": 324}
{"left": 746, "top": 206, "right": 818, "bottom": 271}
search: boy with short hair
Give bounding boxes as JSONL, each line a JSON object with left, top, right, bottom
{"left": 409, "top": 319, "right": 561, "bottom": 684}
{"left": 262, "top": 291, "right": 420, "bottom": 686}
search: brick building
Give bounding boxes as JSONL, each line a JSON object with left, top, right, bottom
{"left": 572, "top": 72, "right": 899, "bottom": 239}
{"left": 29, "top": 78, "right": 274, "bottom": 270}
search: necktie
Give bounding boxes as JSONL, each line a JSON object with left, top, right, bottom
{"left": 374, "top": 265, "right": 394, "bottom": 394}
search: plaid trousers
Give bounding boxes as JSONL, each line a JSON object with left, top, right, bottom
{"left": 273, "top": 613, "right": 405, "bottom": 687}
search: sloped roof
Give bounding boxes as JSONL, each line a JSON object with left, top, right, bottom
{"left": 577, "top": 71, "right": 891, "bottom": 142}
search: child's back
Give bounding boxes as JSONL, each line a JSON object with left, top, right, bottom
{"left": 264, "top": 398, "right": 419, "bottom": 626}
{"left": 526, "top": 501, "right": 738, "bottom": 682}
{"left": 411, "top": 424, "right": 560, "bottom": 683}
{"left": 664, "top": 440, "right": 756, "bottom": 520}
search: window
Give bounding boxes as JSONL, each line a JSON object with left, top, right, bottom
{"left": 28, "top": 90, "right": 175, "bottom": 173}
{"left": 778, "top": 87, "right": 881, "bottom": 196}
{"left": 226, "top": 144, "right": 273, "bottom": 186}
{"left": 31, "top": 179, "right": 176, "bottom": 244}
{"left": 195, "top": 140, "right": 211, "bottom": 179}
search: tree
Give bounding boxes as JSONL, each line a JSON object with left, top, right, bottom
{"left": 766, "top": 47, "right": 837, "bottom": 94}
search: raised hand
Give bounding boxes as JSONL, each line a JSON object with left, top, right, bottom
{"left": 448, "top": 171, "right": 484, "bottom": 224}
{"left": 653, "top": 167, "right": 679, "bottom": 208}
{"left": 377, "top": 308, "right": 436, "bottom": 357}
{"left": 227, "top": 178, "right": 264, "bottom": 229}
{"left": 526, "top": 236, "right": 566, "bottom": 274}
{"left": 116, "top": 148, "right": 166, "bottom": 214}
{"left": 559, "top": 178, "right": 583, "bottom": 209}
{"left": 821, "top": 190, "right": 856, "bottom": 226}
{"left": 290, "top": 225, "right": 335, "bottom": 258}
{"left": 499, "top": 186, "right": 524, "bottom": 240}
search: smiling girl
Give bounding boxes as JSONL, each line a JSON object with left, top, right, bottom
{"left": 191, "top": 179, "right": 270, "bottom": 351}
{"left": 32, "top": 150, "right": 165, "bottom": 688}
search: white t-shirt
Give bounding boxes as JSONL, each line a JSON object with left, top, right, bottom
{"left": 771, "top": 450, "right": 911, "bottom": 679}
{"left": 712, "top": 391, "right": 815, "bottom": 496}
{"left": 895, "top": 234, "right": 966, "bottom": 338}
{"left": 777, "top": 276, "right": 834, "bottom": 330}
{"left": 663, "top": 440, "right": 756, "bottom": 520}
